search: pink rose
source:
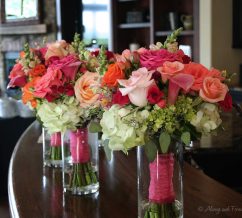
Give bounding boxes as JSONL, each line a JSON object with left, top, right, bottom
{"left": 34, "top": 67, "right": 64, "bottom": 98}
{"left": 118, "top": 67, "right": 154, "bottom": 107}
{"left": 122, "top": 49, "right": 132, "bottom": 59}
{"left": 137, "top": 47, "right": 147, "bottom": 54}
{"left": 45, "top": 40, "right": 68, "bottom": 61}
{"left": 120, "top": 49, "right": 139, "bottom": 60}
{"left": 74, "top": 71, "right": 100, "bottom": 108}
{"left": 7, "top": 63, "right": 27, "bottom": 88}
{"left": 200, "top": 77, "right": 228, "bottom": 103}
{"left": 139, "top": 49, "right": 183, "bottom": 70}
{"left": 114, "top": 54, "right": 131, "bottom": 69}
{"left": 50, "top": 54, "right": 81, "bottom": 81}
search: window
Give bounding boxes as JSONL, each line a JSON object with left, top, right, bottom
{"left": 0, "top": 0, "right": 41, "bottom": 25}
{"left": 82, "top": 0, "right": 110, "bottom": 48}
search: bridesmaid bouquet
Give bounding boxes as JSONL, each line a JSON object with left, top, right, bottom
{"left": 7, "top": 34, "right": 115, "bottom": 193}
{"left": 98, "top": 28, "right": 233, "bottom": 217}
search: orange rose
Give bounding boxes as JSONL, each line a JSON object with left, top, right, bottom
{"left": 199, "top": 77, "right": 228, "bottom": 103}
{"left": 29, "top": 64, "right": 46, "bottom": 77}
{"left": 102, "top": 63, "right": 125, "bottom": 87}
{"left": 183, "top": 62, "right": 210, "bottom": 91}
{"left": 74, "top": 71, "right": 100, "bottom": 108}
{"left": 22, "top": 77, "right": 41, "bottom": 108}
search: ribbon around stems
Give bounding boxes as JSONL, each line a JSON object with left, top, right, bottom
{"left": 69, "top": 128, "right": 90, "bottom": 163}
{"left": 50, "top": 132, "right": 62, "bottom": 147}
{"left": 149, "top": 153, "right": 175, "bottom": 204}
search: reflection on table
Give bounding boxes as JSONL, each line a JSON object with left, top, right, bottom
{"left": 8, "top": 118, "right": 242, "bottom": 218}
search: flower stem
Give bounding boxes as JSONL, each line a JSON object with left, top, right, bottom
{"left": 144, "top": 202, "right": 180, "bottom": 218}
{"left": 50, "top": 146, "right": 62, "bottom": 160}
{"left": 69, "top": 162, "right": 98, "bottom": 189}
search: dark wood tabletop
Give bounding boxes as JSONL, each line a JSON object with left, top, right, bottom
{"left": 8, "top": 121, "right": 242, "bottom": 218}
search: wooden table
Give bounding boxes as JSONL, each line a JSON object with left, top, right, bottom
{"left": 8, "top": 121, "right": 242, "bottom": 218}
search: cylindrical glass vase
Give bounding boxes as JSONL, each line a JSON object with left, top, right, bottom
{"left": 62, "top": 127, "right": 99, "bottom": 195}
{"left": 137, "top": 142, "right": 183, "bottom": 218}
{"left": 42, "top": 128, "right": 62, "bottom": 168}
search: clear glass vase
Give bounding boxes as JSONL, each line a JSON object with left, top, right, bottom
{"left": 137, "top": 141, "right": 183, "bottom": 218}
{"left": 42, "top": 128, "right": 63, "bottom": 168}
{"left": 62, "top": 127, "right": 99, "bottom": 195}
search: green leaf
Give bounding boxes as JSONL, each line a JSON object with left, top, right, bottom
{"left": 89, "top": 121, "right": 102, "bottom": 133}
{"left": 144, "top": 134, "right": 158, "bottom": 162}
{"left": 181, "top": 132, "right": 191, "bottom": 146}
{"left": 103, "top": 139, "right": 112, "bottom": 161}
{"left": 159, "top": 132, "right": 171, "bottom": 153}
{"left": 192, "top": 97, "right": 203, "bottom": 106}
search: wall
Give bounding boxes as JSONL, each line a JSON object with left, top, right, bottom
{"left": 212, "top": 0, "right": 242, "bottom": 86}
{"left": 0, "top": 0, "right": 57, "bottom": 92}
{"left": 199, "top": 0, "right": 212, "bottom": 68}
{"left": 200, "top": 0, "right": 242, "bottom": 86}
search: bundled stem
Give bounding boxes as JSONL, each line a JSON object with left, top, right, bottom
{"left": 69, "top": 162, "right": 98, "bottom": 188}
{"left": 50, "top": 146, "right": 62, "bottom": 160}
{"left": 144, "top": 202, "right": 180, "bottom": 218}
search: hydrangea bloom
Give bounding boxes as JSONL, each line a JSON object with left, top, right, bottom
{"left": 37, "top": 96, "right": 83, "bottom": 133}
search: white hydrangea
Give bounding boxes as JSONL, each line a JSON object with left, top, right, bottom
{"left": 37, "top": 97, "right": 83, "bottom": 133}
{"left": 100, "top": 105, "right": 149, "bottom": 152}
{"left": 190, "top": 103, "right": 222, "bottom": 134}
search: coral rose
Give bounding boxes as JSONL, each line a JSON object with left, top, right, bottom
{"left": 183, "top": 62, "right": 210, "bottom": 91}
{"left": 50, "top": 54, "right": 81, "bottom": 81}
{"left": 209, "top": 68, "right": 225, "bottom": 81}
{"left": 200, "top": 77, "right": 228, "bottom": 103}
{"left": 158, "top": 61, "right": 184, "bottom": 83}
{"left": 8, "top": 63, "right": 27, "bottom": 88}
{"left": 74, "top": 71, "right": 100, "bottom": 107}
{"left": 45, "top": 40, "right": 68, "bottom": 60}
{"left": 102, "top": 63, "right": 125, "bottom": 87}
{"left": 34, "top": 67, "right": 63, "bottom": 98}
{"left": 158, "top": 61, "right": 194, "bottom": 105}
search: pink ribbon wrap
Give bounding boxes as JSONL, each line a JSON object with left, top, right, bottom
{"left": 50, "top": 132, "right": 61, "bottom": 147}
{"left": 69, "top": 128, "right": 90, "bottom": 163}
{"left": 149, "top": 153, "right": 175, "bottom": 204}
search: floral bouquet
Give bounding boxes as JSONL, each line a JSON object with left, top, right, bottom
{"left": 8, "top": 34, "right": 115, "bottom": 194}
{"left": 99, "top": 28, "right": 233, "bottom": 217}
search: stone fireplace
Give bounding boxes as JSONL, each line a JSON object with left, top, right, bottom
{"left": 0, "top": 0, "right": 57, "bottom": 94}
